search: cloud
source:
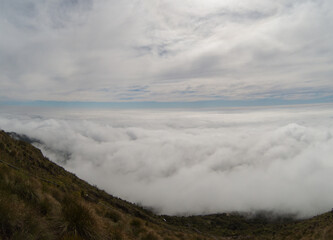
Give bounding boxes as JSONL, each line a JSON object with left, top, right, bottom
{"left": 1, "top": 104, "right": 333, "bottom": 217}
{"left": 1, "top": 0, "right": 333, "bottom": 102}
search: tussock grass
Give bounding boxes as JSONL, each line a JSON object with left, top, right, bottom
{"left": 108, "top": 224, "right": 124, "bottom": 240}
{"left": 105, "top": 210, "right": 122, "bottom": 223}
{"left": 0, "top": 196, "right": 15, "bottom": 239}
{"left": 59, "top": 197, "right": 99, "bottom": 240}
{"left": 141, "top": 231, "right": 160, "bottom": 240}
{"left": 130, "top": 218, "right": 143, "bottom": 228}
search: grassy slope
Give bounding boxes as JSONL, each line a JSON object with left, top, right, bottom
{"left": 0, "top": 130, "right": 332, "bottom": 240}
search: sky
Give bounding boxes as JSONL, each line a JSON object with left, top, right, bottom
{"left": 1, "top": 0, "right": 333, "bottom": 106}
{"left": 1, "top": 105, "right": 333, "bottom": 217}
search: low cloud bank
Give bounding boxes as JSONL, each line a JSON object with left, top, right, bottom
{"left": 1, "top": 105, "right": 333, "bottom": 217}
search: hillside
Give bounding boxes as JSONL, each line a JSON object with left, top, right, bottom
{"left": 0, "top": 130, "right": 333, "bottom": 240}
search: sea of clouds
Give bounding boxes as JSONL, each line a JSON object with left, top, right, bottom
{"left": 1, "top": 104, "right": 333, "bottom": 218}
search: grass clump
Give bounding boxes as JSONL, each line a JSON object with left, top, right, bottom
{"left": 109, "top": 225, "right": 124, "bottom": 240}
{"left": 130, "top": 218, "right": 146, "bottom": 236}
{"left": 13, "top": 180, "right": 39, "bottom": 204}
{"left": 105, "top": 210, "right": 122, "bottom": 223}
{"left": 130, "top": 218, "right": 142, "bottom": 228}
{"left": 39, "top": 197, "right": 52, "bottom": 216}
{"left": 60, "top": 197, "right": 99, "bottom": 240}
{"left": 0, "top": 194, "right": 52, "bottom": 240}
{"left": 0, "top": 197, "right": 15, "bottom": 239}
{"left": 141, "top": 231, "right": 160, "bottom": 240}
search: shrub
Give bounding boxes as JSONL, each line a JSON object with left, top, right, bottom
{"left": 21, "top": 213, "right": 53, "bottom": 240}
{"left": 130, "top": 219, "right": 142, "bottom": 228}
{"left": 175, "top": 233, "right": 184, "bottom": 240}
{"left": 0, "top": 195, "right": 52, "bottom": 240}
{"left": 109, "top": 225, "right": 124, "bottom": 240}
{"left": 0, "top": 197, "right": 14, "bottom": 238}
{"left": 62, "top": 234, "right": 84, "bottom": 240}
{"left": 8, "top": 176, "right": 39, "bottom": 204}
{"left": 60, "top": 197, "right": 98, "bottom": 240}
{"left": 51, "top": 187, "right": 63, "bottom": 202}
{"left": 10, "top": 149, "right": 17, "bottom": 157}
{"left": 130, "top": 218, "right": 145, "bottom": 236}
{"left": 141, "top": 232, "right": 159, "bottom": 240}
{"left": 105, "top": 210, "right": 121, "bottom": 223}
{"left": 39, "top": 197, "right": 52, "bottom": 215}
{"left": 324, "top": 227, "right": 333, "bottom": 240}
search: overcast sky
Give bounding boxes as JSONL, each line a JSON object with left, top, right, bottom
{"left": 1, "top": 0, "right": 333, "bottom": 104}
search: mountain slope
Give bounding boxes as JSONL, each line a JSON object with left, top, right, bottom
{"left": 0, "top": 130, "right": 332, "bottom": 240}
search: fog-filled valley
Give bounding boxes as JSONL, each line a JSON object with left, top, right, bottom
{"left": 1, "top": 104, "right": 332, "bottom": 218}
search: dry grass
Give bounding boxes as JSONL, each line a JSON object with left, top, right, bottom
{"left": 59, "top": 197, "right": 100, "bottom": 239}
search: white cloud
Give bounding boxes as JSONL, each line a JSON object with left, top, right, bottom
{"left": 1, "top": 0, "right": 333, "bottom": 101}
{"left": 1, "top": 104, "right": 333, "bottom": 217}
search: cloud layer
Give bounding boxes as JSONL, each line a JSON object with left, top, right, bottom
{"left": 1, "top": 105, "right": 333, "bottom": 217}
{"left": 1, "top": 0, "right": 333, "bottom": 102}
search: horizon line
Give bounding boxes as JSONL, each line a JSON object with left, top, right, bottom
{"left": 1, "top": 96, "right": 333, "bottom": 109}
